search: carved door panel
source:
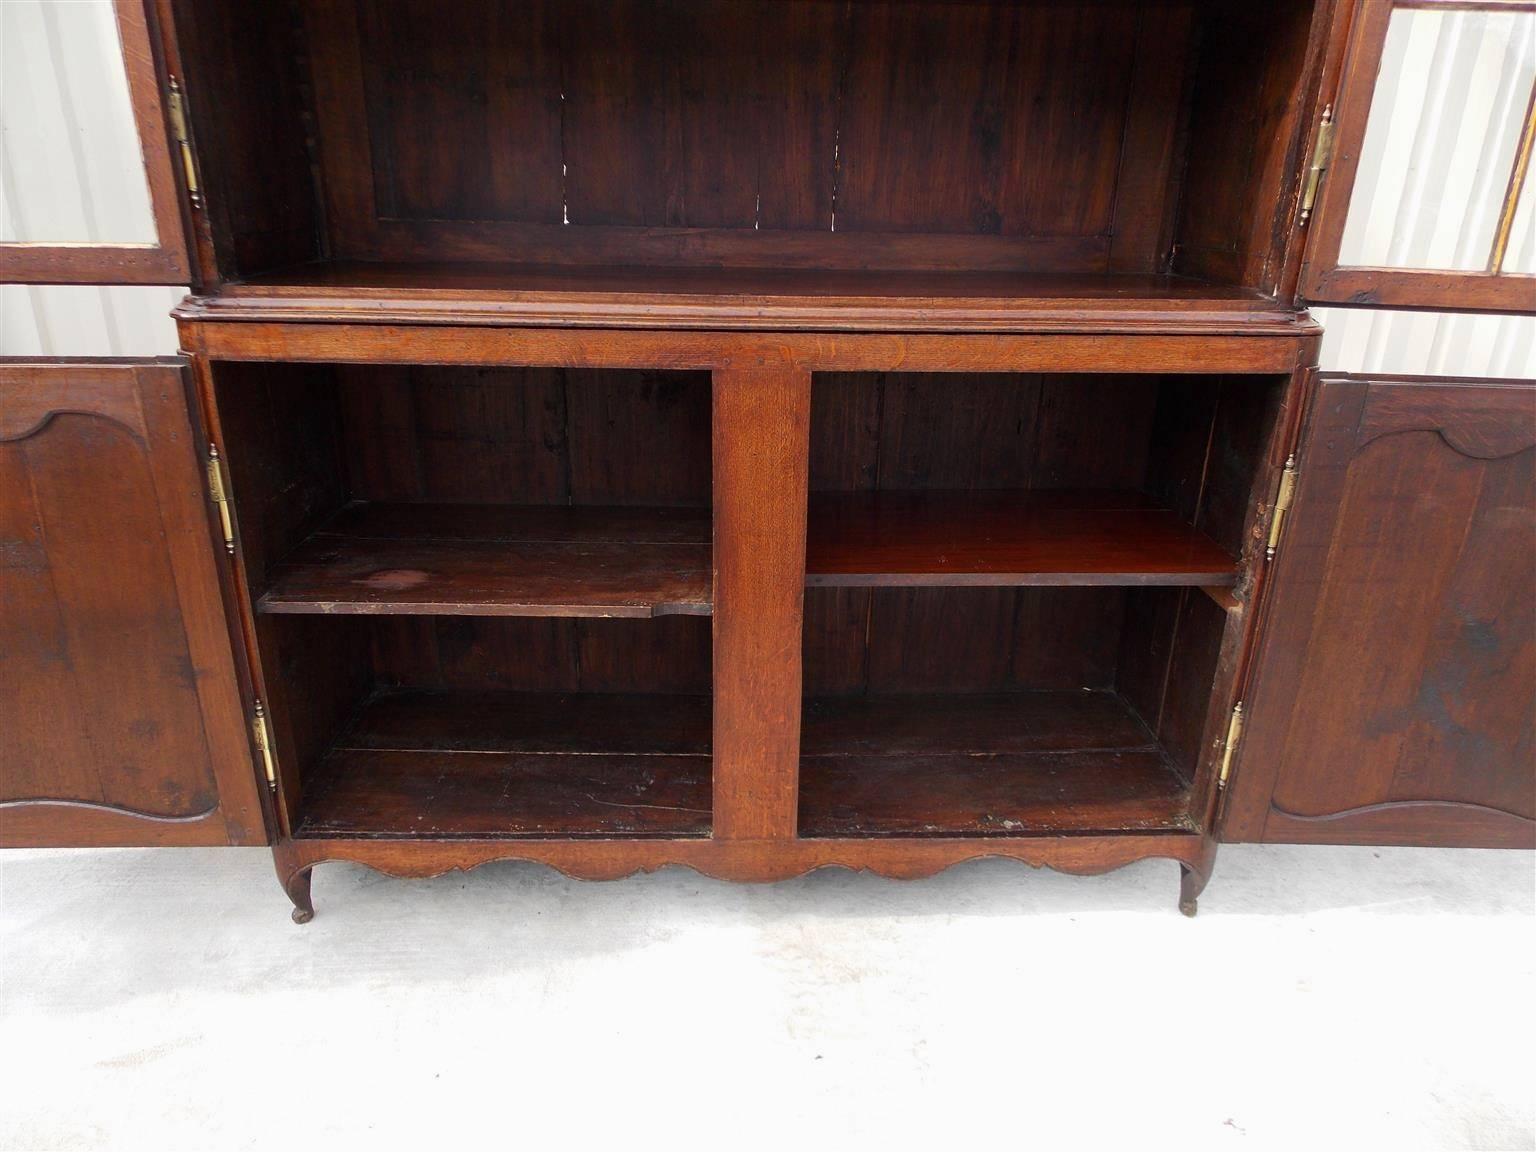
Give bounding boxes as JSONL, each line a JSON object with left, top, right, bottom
{"left": 0, "top": 361, "right": 266, "bottom": 845}
{"left": 1225, "top": 374, "right": 1535, "bottom": 846}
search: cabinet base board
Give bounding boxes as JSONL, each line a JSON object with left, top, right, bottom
{"left": 271, "top": 831, "right": 1219, "bottom": 921}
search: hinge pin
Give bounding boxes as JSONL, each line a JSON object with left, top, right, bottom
{"left": 167, "top": 76, "right": 203, "bottom": 208}
{"left": 252, "top": 700, "right": 278, "bottom": 791}
{"left": 1299, "top": 104, "right": 1335, "bottom": 225}
{"left": 1218, "top": 701, "right": 1245, "bottom": 789}
{"left": 206, "top": 444, "right": 235, "bottom": 554}
{"left": 1266, "top": 454, "right": 1299, "bottom": 560}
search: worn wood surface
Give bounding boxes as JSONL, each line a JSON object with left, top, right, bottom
{"left": 202, "top": 264, "right": 1304, "bottom": 333}
{"left": 1225, "top": 376, "right": 1536, "bottom": 847}
{"left": 257, "top": 502, "right": 712, "bottom": 618}
{"left": 806, "top": 490, "right": 1238, "bottom": 586}
{"left": 711, "top": 367, "right": 811, "bottom": 841}
{"left": 0, "top": 361, "right": 264, "bottom": 846}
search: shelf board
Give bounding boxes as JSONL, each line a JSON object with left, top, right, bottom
{"left": 186, "top": 261, "right": 1309, "bottom": 335}
{"left": 806, "top": 490, "right": 1239, "bottom": 587}
{"left": 297, "top": 690, "right": 712, "bottom": 839}
{"left": 799, "top": 691, "right": 1194, "bottom": 837}
{"left": 257, "top": 502, "right": 712, "bottom": 618}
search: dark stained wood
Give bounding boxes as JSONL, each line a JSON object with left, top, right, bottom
{"left": 807, "top": 490, "right": 1238, "bottom": 587}
{"left": 1225, "top": 376, "right": 1536, "bottom": 848}
{"left": 181, "top": 318, "right": 1321, "bottom": 375}
{"left": 331, "top": 364, "right": 711, "bottom": 508}
{"left": 798, "top": 751, "right": 1192, "bottom": 837}
{"left": 4, "top": 0, "right": 194, "bottom": 284}
{"left": 341, "top": 689, "right": 710, "bottom": 756}
{"left": 298, "top": 751, "right": 712, "bottom": 838}
{"left": 166, "top": 0, "right": 1347, "bottom": 319}
{"left": 1175, "top": 0, "right": 1327, "bottom": 295}
{"left": 802, "top": 691, "right": 1155, "bottom": 756}
{"left": 207, "top": 264, "right": 1296, "bottom": 332}
{"left": 0, "top": 361, "right": 264, "bottom": 846}
{"left": 712, "top": 368, "right": 811, "bottom": 840}
{"left": 356, "top": 0, "right": 563, "bottom": 223}
{"left": 273, "top": 830, "right": 1216, "bottom": 889}
{"left": 166, "top": 0, "right": 318, "bottom": 282}
{"left": 1107, "top": 3, "right": 1197, "bottom": 273}
{"left": 256, "top": 502, "right": 712, "bottom": 618}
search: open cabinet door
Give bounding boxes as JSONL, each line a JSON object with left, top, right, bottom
{"left": 1300, "top": 0, "right": 1536, "bottom": 312}
{"left": 1, "top": 0, "right": 195, "bottom": 284}
{"left": 1222, "top": 374, "right": 1535, "bottom": 847}
{"left": 0, "top": 360, "right": 267, "bottom": 846}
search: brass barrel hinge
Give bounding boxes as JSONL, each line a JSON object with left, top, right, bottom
{"left": 166, "top": 76, "right": 203, "bottom": 209}
{"left": 252, "top": 700, "right": 278, "bottom": 791}
{"left": 1298, "top": 104, "right": 1335, "bottom": 225}
{"left": 206, "top": 444, "right": 235, "bottom": 554}
{"left": 1266, "top": 454, "right": 1299, "bottom": 560}
{"left": 1217, "top": 701, "right": 1245, "bottom": 790}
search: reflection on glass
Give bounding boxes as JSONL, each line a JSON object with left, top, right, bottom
{"left": 1, "top": 0, "right": 157, "bottom": 244}
{"left": 1338, "top": 7, "right": 1536, "bottom": 271}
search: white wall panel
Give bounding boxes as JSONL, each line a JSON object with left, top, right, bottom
{"left": 1, "top": 284, "right": 182, "bottom": 355}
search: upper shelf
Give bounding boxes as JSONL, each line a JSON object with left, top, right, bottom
{"left": 257, "top": 502, "right": 712, "bottom": 618}
{"left": 806, "top": 490, "right": 1239, "bottom": 587}
{"left": 176, "top": 263, "right": 1315, "bottom": 336}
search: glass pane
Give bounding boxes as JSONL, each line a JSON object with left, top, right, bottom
{"left": 0, "top": 0, "right": 157, "bottom": 244}
{"left": 1338, "top": 7, "right": 1536, "bottom": 271}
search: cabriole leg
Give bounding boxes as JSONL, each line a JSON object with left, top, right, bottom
{"left": 1179, "top": 862, "right": 1210, "bottom": 917}
{"left": 283, "top": 865, "right": 315, "bottom": 924}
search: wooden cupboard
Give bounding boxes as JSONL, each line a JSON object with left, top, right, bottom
{"left": 1, "top": 0, "right": 1531, "bottom": 920}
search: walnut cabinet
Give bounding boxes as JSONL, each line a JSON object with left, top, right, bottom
{"left": 2, "top": 0, "right": 1531, "bottom": 919}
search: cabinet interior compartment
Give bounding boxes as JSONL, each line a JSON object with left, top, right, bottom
{"left": 799, "top": 370, "right": 1284, "bottom": 836}
{"left": 174, "top": 0, "right": 1325, "bottom": 305}
{"left": 208, "top": 360, "right": 713, "bottom": 838}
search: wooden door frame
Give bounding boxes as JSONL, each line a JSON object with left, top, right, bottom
{"left": 1, "top": 0, "right": 194, "bottom": 285}
{"left": 1300, "top": 0, "right": 1536, "bottom": 313}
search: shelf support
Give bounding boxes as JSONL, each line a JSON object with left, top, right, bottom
{"left": 712, "top": 367, "right": 812, "bottom": 841}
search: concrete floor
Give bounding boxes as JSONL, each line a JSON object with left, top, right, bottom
{"left": 1, "top": 844, "right": 1532, "bottom": 1151}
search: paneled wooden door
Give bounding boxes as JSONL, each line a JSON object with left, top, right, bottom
{"left": 1224, "top": 374, "right": 1535, "bottom": 847}
{"left": 0, "top": 361, "right": 266, "bottom": 845}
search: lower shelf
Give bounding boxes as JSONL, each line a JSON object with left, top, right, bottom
{"left": 292, "top": 688, "right": 1193, "bottom": 841}
{"left": 295, "top": 691, "right": 712, "bottom": 839}
{"left": 799, "top": 692, "right": 1194, "bottom": 837}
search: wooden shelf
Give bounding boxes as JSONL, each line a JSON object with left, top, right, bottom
{"left": 181, "top": 262, "right": 1309, "bottom": 335}
{"left": 257, "top": 502, "right": 712, "bottom": 618}
{"left": 806, "top": 490, "right": 1238, "bottom": 587}
{"left": 296, "top": 690, "right": 712, "bottom": 839}
{"left": 799, "top": 691, "right": 1194, "bottom": 837}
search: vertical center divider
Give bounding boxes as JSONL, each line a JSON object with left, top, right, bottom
{"left": 711, "top": 366, "right": 813, "bottom": 841}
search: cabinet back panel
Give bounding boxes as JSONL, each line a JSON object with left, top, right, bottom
{"left": 171, "top": 0, "right": 323, "bottom": 276}
{"left": 335, "top": 366, "right": 711, "bottom": 507}
{"left": 810, "top": 373, "right": 1160, "bottom": 493}
{"left": 170, "top": 0, "right": 1319, "bottom": 280}
{"left": 804, "top": 586, "right": 1129, "bottom": 695}
{"left": 371, "top": 616, "right": 712, "bottom": 695}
